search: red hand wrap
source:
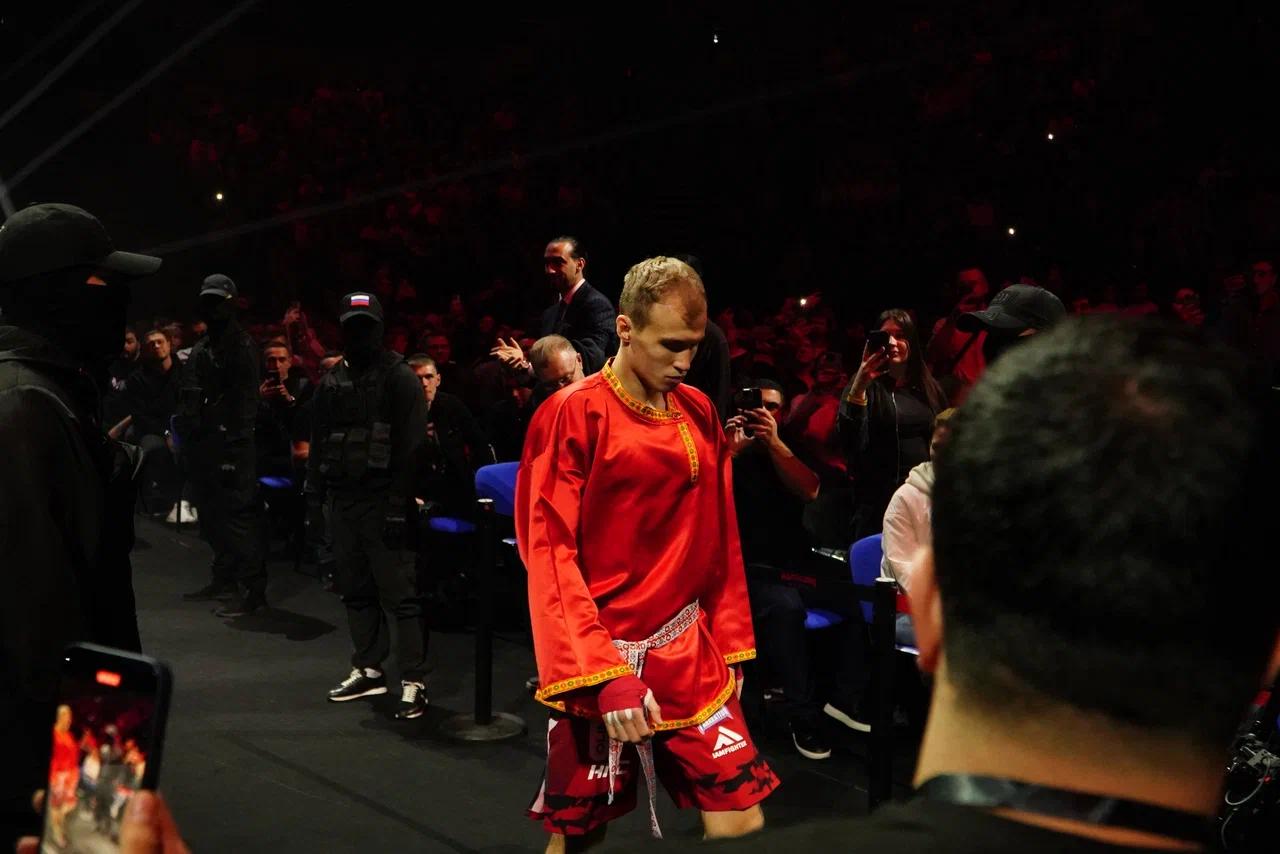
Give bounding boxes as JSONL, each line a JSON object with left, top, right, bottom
{"left": 597, "top": 675, "right": 649, "bottom": 715}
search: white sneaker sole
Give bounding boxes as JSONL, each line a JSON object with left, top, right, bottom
{"left": 792, "top": 734, "right": 832, "bottom": 760}
{"left": 328, "top": 685, "right": 388, "bottom": 702}
{"left": 823, "top": 702, "right": 872, "bottom": 733}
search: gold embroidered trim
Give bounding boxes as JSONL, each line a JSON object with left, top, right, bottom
{"left": 602, "top": 360, "right": 684, "bottom": 423}
{"left": 534, "top": 664, "right": 635, "bottom": 703}
{"left": 543, "top": 673, "right": 741, "bottom": 730}
{"left": 652, "top": 674, "right": 737, "bottom": 731}
{"left": 676, "top": 422, "right": 699, "bottom": 484}
{"left": 723, "top": 648, "right": 757, "bottom": 665}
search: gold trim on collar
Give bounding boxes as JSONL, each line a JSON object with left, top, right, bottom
{"left": 602, "top": 360, "right": 684, "bottom": 423}
{"left": 677, "top": 422, "right": 699, "bottom": 485}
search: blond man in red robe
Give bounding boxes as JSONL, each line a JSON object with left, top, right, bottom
{"left": 517, "top": 257, "right": 777, "bottom": 851}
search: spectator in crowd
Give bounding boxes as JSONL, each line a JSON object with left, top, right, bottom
{"left": 957, "top": 283, "right": 1066, "bottom": 367}
{"left": 0, "top": 203, "right": 159, "bottom": 847}
{"left": 1122, "top": 281, "right": 1160, "bottom": 316}
{"left": 407, "top": 353, "right": 488, "bottom": 517}
{"left": 1215, "top": 255, "right": 1280, "bottom": 386}
{"left": 1170, "top": 286, "right": 1205, "bottom": 330}
{"left": 256, "top": 338, "right": 313, "bottom": 479}
{"left": 527, "top": 334, "right": 584, "bottom": 409}
{"left": 490, "top": 236, "right": 618, "bottom": 376}
{"left": 174, "top": 318, "right": 206, "bottom": 364}
{"left": 421, "top": 331, "right": 467, "bottom": 397}
{"left": 724, "top": 316, "right": 1279, "bottom": 853}
{"left": 283, "top": 301, "right": 329, "bottom": 379}
{"left": 839, "top": 309, "right": 948, "bottom": 539}
{"left": 484, "top": 371, "right": 535, "bottom": 461}
{"left": 880, "top": 407, "right": 955, "bottom": 646}
{"left": 786, "top": 349, "right": 849, "bottom": 485}
{"left": 110, "top": 327, "right": 140, "bottom": 389}
{"left": 925, "top": 267, "right": 990, "bottom": 404}
{"left": 727, "top": 380, "right": 833, "bottom": 760}
{"left": 123, "top": 328, "right": 186, "bottom": 519}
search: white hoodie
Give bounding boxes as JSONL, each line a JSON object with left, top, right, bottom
{"left": 879, "top": 461, "right": 935, "bottom": 595}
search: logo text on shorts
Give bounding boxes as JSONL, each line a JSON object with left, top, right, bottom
{"left": 587, "top": 760, "right": 630, "bottom": 780}
{"left": 711, "top": 726, "right": 748, "bottom": 758}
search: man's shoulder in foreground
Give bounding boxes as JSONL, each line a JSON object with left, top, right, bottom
{"left": 671, "top": 799, "right": 1177, "bottom": 854}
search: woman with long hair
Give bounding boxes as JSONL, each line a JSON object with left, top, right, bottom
{"left": 839, "top": 308, "right": 948, "bottom": 540}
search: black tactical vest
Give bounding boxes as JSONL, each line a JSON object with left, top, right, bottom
{"left": 316, "top": 351, "right": 401, "bottom": 488}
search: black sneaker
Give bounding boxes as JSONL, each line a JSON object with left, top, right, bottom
{"left": 328, "top": 668, "right": 387, "bottom": 702}
{"left": 393, "top": 681, "right": 428, "bottom": 720}
{"left": 214, "top": 590, "right": 266, "bottom": 618}
{"left": 791, "top": 720, "right": 832, "bottom": 760}
{"left": 182, "top": 581, "right": 235, "bottom": 602}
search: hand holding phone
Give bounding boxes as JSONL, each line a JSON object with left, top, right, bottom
{"left": 40, "top": 644, "right": 172, "bottom": 854}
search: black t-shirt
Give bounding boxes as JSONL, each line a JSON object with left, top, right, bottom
{"left": 695, "top": 798, "right": 1190, "bottom": 853}
{"left": 732, "top": 441, "right": 813, "bottom": 570}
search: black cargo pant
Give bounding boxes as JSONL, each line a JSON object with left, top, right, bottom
{"left": 188, "top": 440, "right": 266, "bottom": 595}
{"left": 329, "top": 493, "right": 428, "bottom": 682}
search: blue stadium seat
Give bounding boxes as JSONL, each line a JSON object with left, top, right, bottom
{"left": 804, "top": 608, "right": 844, "bottom": 630}
{"left": 428, "top": 516, "right": 477, "bottom": 535}
{"left": 849, "top": 533, "right": 884, "bottom": 623}
{"left": 475, "top": 462, "right": 519, "bottom": 518}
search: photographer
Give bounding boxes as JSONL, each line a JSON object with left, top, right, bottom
{"left": 839, "top": 309, "right": 947, "bottom": 540}
{"left": 256, "top": 338, "right": 313, "bottom": 478}
{"left": 728, "top": 381, "right": 830, "bottom": 757}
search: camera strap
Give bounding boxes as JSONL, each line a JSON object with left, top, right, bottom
{"left": 916, "top": 774, "right": 1213, "bottom": 845}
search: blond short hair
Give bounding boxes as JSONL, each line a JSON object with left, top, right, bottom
{"left": 619, "top": 256, "right": 707, "bottom": 330}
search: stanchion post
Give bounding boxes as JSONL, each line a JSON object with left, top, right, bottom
{"left": 868, "top": 577, "right": 898, "bottom": 809}
{"left": 442, "top": 496, "right": 525, "bottom": 742}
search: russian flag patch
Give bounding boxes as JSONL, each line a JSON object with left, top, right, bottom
{"left": 350, "top": 294, "right": 371, "bottom": 306}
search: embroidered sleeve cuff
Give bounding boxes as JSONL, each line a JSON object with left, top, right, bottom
{"left": 723, "top": 649, "right": 756, "bottom": 665}
{"left": 533, "top": 664, "right": 635, "bottom": 704}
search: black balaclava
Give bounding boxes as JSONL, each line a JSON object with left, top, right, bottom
{"left": 341, "top": 314, "right": 383, "bottom": 371}
{"left": 982, "top": 328, "right": 1028, "bottom": 367}
{"left": 195, "top": 293, "right": 235, "bottom": 338}
{"left": 2, "top": 266, "right": 130, "bottom": 373}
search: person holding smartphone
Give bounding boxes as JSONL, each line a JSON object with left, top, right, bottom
{"left": 0, "top": 205, "right": 161, "bottom": 847}
{"left": 839, "top": 309, "right": 948, "bottom": 541}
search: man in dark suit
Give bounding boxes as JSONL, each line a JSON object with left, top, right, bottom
{"left": 491, "top": 236, "right": 617, "bottom": 376}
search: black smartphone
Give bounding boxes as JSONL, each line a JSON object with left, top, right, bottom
{"left": 733, "top": 387, "right": 763, "bottom": 412}
{"left": 40, "top": 643, "right": 172, "bottom": 853}
{"left": 866, "top": 330, "right": 890, "bottom": 354}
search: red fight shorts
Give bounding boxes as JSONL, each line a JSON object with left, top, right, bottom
{"left": 527, "top": 693, "right": 779, "bottom": 835}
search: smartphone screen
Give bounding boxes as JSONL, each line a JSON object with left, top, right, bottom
{"left": 41, "top": 643, "right": 171, "bottom": 853}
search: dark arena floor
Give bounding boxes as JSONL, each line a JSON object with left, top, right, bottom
{"left": 133, "top": 517, "right": 918, "bottom": 852}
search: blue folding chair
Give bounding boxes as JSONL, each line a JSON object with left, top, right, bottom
{"left": 849, "top": 532, "right": 916, "bottom": 655}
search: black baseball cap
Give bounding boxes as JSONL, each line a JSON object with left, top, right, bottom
{"left": 958, "top": 284, "right": 1066, "bottom": 333}
{"left": 200, "top": 274, "right": 237, "bottom": 299}
{"left": 0, "top": 202, "right": 161, "bottom": 284}
{"left": 339, "top": 291, "right": 384, "bottom": 323}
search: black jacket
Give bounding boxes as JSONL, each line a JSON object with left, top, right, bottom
{"left": 176, "top": 320, "right": 260, "bottom": 454}
{"left": 0, "top": 325, "right": 141, "bottom": 840}
{"left": 420, "top": 390, "right": 488, "bottom": 512}
{"left": 537, "top": 282, "right": 618, "bottom": 375}
{"left": 122, "top": 361, "right": 181, "bottom": 437}
{"left": 838, "top": 378, "right": 944, "bottom": 511}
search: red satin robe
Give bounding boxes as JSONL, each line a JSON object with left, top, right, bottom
{"left": 516, "top": 361, "right": 756, "bottom": 729}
